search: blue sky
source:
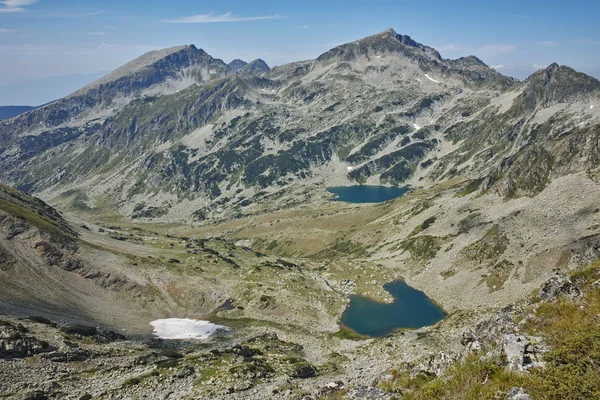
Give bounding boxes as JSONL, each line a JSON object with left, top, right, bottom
{"left": 1, "top": 0, "right": 599, "bottom": 105}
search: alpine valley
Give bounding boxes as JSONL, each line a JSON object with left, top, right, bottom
{"left": 1, "top": 29, "right": 600, "bottom": 399}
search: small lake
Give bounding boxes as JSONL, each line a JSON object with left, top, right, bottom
{"left": 341, "top": 280, "right": 446, "bottom": 337}
{"left": 328, "top": 185, "right": 409, "bottom": 203}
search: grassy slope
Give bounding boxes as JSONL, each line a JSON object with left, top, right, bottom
{"left": 0, "top": 183, "right": 77, "bottom": 244}
{"left": 378, "top": 259, "right": 600, "bottom": 400}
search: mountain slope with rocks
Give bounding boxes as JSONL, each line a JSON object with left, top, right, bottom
{"left": 1, "top": 28, "right": 597, "bottom": 224}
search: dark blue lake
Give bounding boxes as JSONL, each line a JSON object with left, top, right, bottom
{"left": 328, "top": 185, "right": 409, "bottom": 203}
{"left": 341, "top": 280, "right": 446, "bottom": 337}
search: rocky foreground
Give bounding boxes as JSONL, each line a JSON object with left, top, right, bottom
{"left": 2, "top": 263, "right": 597, "bottom": 399}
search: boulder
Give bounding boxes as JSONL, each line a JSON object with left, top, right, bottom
{"left": 502, "top": 334, "right": 547, "bottom": 371}
{"left": 461, "top": 328, "right": 482, "bottom": 352}
{"left": 320, "top": 381, "right": 345, "bottom": 395}
{"left": 412, "top": 351, "right": 460, "bottom": 376}
{"left": 344, "top": 386, "right": 393, "bottom": 400}
{"left": 507, "top": 386, "right": 530, "bottom": 400}
{"left": 0, "top": 323, "right": 54, "bottom": 358}
{"left": 539, "top": 272, "right": 581, "bottom": 301}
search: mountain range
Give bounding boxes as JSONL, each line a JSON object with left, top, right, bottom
{"left": 0, "top": 28, "right": 599, "bottom": 399}
{"left": 0, "top": 29, "right": 598, "bottom": 225}
{"left": 0, "top": 106, "right": 35, "bottom": 121}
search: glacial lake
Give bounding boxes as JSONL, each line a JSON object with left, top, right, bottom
{"left": 340, "top": 280, "right": 446, "bottom": 337}
{"left": 327, "top": 185, "right": 409, "bottom": 203}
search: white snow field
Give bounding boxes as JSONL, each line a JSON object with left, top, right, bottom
{"left": 150, "top": 318, "right": 230, "bottom": 340}
{"left": 424, "top": 74, "right": 441, "bottom": 83}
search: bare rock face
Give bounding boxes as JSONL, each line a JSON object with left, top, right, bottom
{"left": 0, "top": 322, "right": 54, "bottom": 359}
{"left": 344, "top": 385, "right": 394, "bottom": 400}
{"left": 539, "top": 272, "right": 582, "bottom": 301}
{"left": 502, "top": 334, "right": 547, "bottom": 371}
{"left": 460, "top": 328, "right": 482, "bottom": 352}
{"left": 410, "top": 351, "right": 461, "bottom": 377}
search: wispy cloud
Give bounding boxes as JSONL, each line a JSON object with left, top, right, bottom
{"left": 85, "top": 31, "right": 109, "bottom": 36}
{"left": 490, "top": 65, "right": 505, "bottom": 70}
{"left": 299, "top": 25, "right": 310, "bottom": 29}
{"left": 167, "top": 12, "right": 285, "bottom": 24}
{"left": 0, "top": 28, "right": 12, "bottom": 33}
{"left": 532, "top": 63, "right": 548, "bottom": 69}
{"left": 43, "top": 10, "right": 104, "bottom": 18}
{"left": 0, "top": 0, "right": 37, "bottom": 13}
{"left": 537, "top": 41, "right": 558, "bottom": 46}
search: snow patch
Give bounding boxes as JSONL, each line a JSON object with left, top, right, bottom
{"left": 150, "top": 318, "right": 230, "bottom": 340}
{"left": 414, "top": 123, "right": 421, "bottom": 130}
{"left": 424, "top": 74, "right": 441, "bottom": 84}
{"left": 347, "top": 166, "right": 354, "bottom": 172}
{"left": 591, "top": 105, "right": 595, "bottom": 109}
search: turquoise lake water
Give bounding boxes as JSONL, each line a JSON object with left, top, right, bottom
{"left": 327, "top": 185, "right": 409, "bottom": 203}
{"left": 340, "top": 280, "right": 446, "bottom": 337}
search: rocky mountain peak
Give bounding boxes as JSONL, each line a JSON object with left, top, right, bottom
{"left": 525, "top": 62, "right": 600, "bottom": 94}
{"left": 228, "top": 59, "right": 248, "bottom": 71}
{"left": 510, "top": 62, "right": 600, "bottom": 110}
{"left": 316, "top": 28, "right": 441, "bottom": 64}
{"left": 237, "top": 59, "right": 270, "bottom": 75}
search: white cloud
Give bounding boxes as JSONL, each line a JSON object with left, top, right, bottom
{"left": 167, "top": 12, "right": 285, "bottom": 24}
{"left": 532, "top": 63, "right": 548, "bottom": 69}
{"left": 299, "top": 25, "right": 310, "bottom": 29}
{"left": 97, "top": 43, "right": 113, "bottom": 50}
{"left": 50, "top": 10, "right": 104, "bottom": 18}
{"left": 85, "top": 32, "right": 109, "bottom": 36}
{"left": 537, "top": 41, "right": 558, "bottom": 46}
{"left": 0, "top": 0, "right": 37, "bottom": 13}
{"left": 0, "top": 28, "right": 12, "bottom": 33}
{"left": 491, "top": 65, "right": 505, "bottom": 70}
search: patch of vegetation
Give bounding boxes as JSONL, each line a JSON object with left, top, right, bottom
{"left": 333, "top": 326, "right": 369, "bottom": 341}
{"left": 314, "top": 238, "right": 367, "bottom": 259}
{"left": 0, "top": 186, "right": 77, "bottom": 245}
{"left": 192, "top": 208, "right": 208, "bottom": 221}
{"left": 60, "top": 324, "right": 98, "bottom": 337}
{"left": 457, "top": 212, "right": 484, "bottom": 234}
{"left": 398, "top": 235, "right": 442, "bottom": 263}
{"left": 455, "top": 178, "right": 485, "bottom": 197}
{"left": 479, "top": 260, "right": 514, "bottom": 292}
{"left": 440, "top": 269, "right": 457, "bottom": 279}
{"left": 457, "top": 225, "right": 508, "bottom": 266}
{"left": 61, "top": 189, "right": 93, "bottom": 211}
{"left": 421, "top": 216, "right": 437, "bottom": 230}
{"left": 132, "top": 202, "right": 168, "bottom": 219}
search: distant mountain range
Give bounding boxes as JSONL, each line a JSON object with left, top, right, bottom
{"left": 0, "top": 106, "right": 35, "bottom": 120}
{"left": 0, "top": 71, "right": 108, "bottom": 107}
